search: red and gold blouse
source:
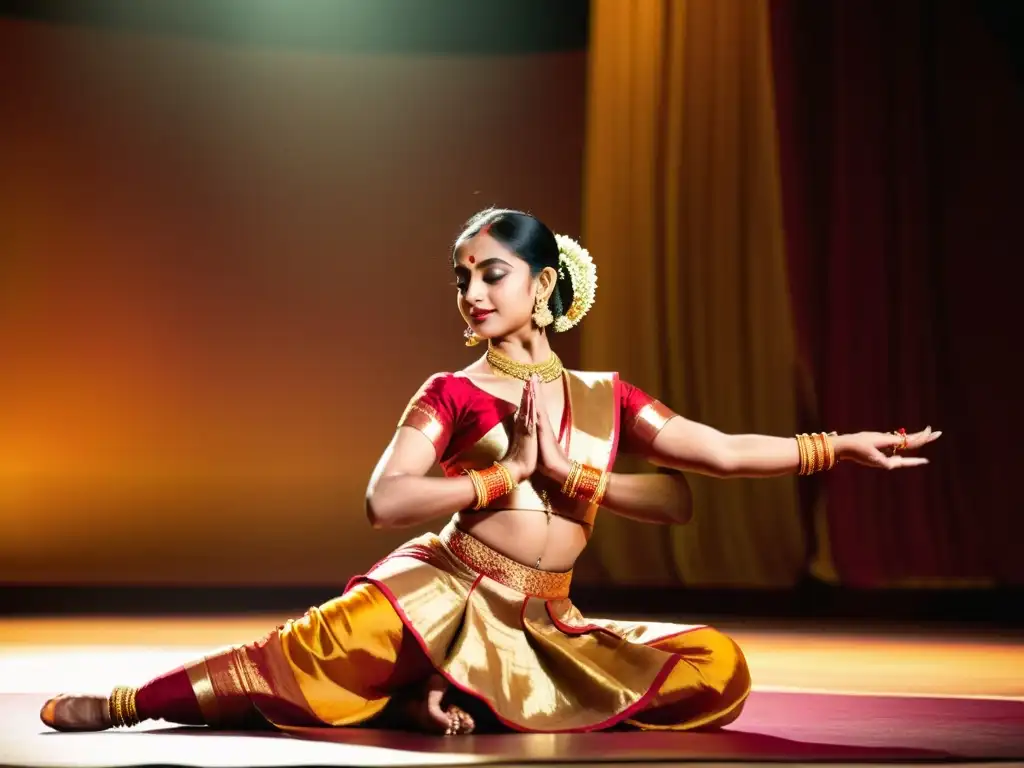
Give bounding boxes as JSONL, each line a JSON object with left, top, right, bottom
{"left": 398, "top": 371, "right": 677, "bottom": 526}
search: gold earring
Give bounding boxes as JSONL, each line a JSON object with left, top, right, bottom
{"left": 463, "top": 327, "right": 482, "bottom": 347}
{"left": 533, "top": 294, "right": 553, "bottom": 328}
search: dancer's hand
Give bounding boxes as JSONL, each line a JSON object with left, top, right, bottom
{"left": 834, "top": 426, "right": 941, "bottom": 469}
{"left": 531, "top": 375, "right": 572, "bottom": 484}
{"left": 501, "top": 377, "right": 537, "bottom": 483}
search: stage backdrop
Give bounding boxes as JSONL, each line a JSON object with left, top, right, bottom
{"left": 580, "top": 0, "right": 806, "bottom": 588}
{"left": 580, "top": 0, "right": 1022, "bottom": 588}
{"left": 0, "top": 7, "right": 587, "bottom": 585}
{"left": 769, "top": 0, "right": 1023, "bottom": 586}
{"left": 4, "top": 1, "right": 1019, "bottom": 591}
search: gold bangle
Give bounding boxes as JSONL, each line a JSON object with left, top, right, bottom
{"left": 816, "top": 432, "right": 834, "bottom": 471}
{"left": 592, "top": 470, "right": 610, "bottom": 507}
{"left": 467, "top": 463, "right": 516, "bottom": 510}
{"left": 572, "top": 464, "right": 592, "bottom": 498}
{"left": 821, "top": 432, "right": 836, "bottom": 470}
{"left": 569, "top": 463, "right": 584, "bottom": 498}
{"left": 564, "top": 463, "right": 606, "bottom": 504}
{"left": 481, "top": 466, "right": 504, "bottom": 500}
{"left": 799, "top": 433, "right": 814, "bottom": 475}
{"left": 796, "top": 432, "right": 838, "bottom": 475}
{"left": 571, "top": 469, "right": 586, "bottom": 499}
{"left": 475, "top": 469, "right": 488, "bottom": 508}
{"left": 577, "top": 466, "right": 601, "bottom": 499}
{"left": 465, "top": 469, "right": 486, "bottom": 509}
{"left": 489, "top": 462, "right": 516, "bottom": 500}
{"left": 803, "top": 433, "right": 815, "bottom": 474}
{"left": 573, "top": 460, "right": 589, "bottom": 495}
{"left": 571, "top": 465, "right": 590, "bottom": 498}
{"left": 493, "top": 462, "right": 516, "bottom": 493}
{"left": 561, "top": 460, "right": 582, "bottom": 498}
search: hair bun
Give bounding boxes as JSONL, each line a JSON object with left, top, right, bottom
{"left": 552, "top": 235, "right": 597, "bottom": 332}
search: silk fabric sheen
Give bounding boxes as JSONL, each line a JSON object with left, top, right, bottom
{"left": 183, "top": 524, "right": 749, "bottom": 732}
{"left": 174, "top": 370, "right": 748, "bottom": 731}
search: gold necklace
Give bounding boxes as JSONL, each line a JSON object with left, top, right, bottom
{"left": 485, "top": 345, "right": 564, "bottom": 383}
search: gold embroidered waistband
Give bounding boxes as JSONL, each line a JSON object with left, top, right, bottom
{"left": 440, "top": 523, "right": 572, "bottom": 599}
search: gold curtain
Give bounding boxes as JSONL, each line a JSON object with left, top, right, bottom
{"left": 579, "top": 0, "right": 807, "bottom": 587}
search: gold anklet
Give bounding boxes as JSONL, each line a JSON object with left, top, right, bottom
{"left": 108, "top": 685, "right": 140, "bottom": 728}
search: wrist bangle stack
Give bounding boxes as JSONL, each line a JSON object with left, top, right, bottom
{"left": 796, "top": 432, "right": 837, "bottom": 475}
{"left": 465, "top": 462, "right": 517, "bottom": 509}
{"left": 561, "top": 460, "right": 609, "bottom": 506}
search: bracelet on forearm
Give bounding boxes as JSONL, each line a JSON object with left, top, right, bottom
{"left": 465, "top": 462, "right": 517, "bottom": 509}
{"left": 796, "top": 432, "right": 837, "bottom": 475}
{"left": 561, "top": 460, "right": 609, "bottom": 506}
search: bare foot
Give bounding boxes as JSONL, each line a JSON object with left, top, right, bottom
{"left": 40, "top": 694, "right": 113, "bottom": 732}
{"left": 403, "top": 674, "right": 475, "bottom": 736}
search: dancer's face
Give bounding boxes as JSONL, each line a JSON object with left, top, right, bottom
{"left": 453, "top": 233, "right": 549, "bottom": 340}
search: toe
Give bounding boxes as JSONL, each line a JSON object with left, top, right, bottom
{"left": 39, "top": 697, "right": 59, "bottom": 728}
{"left": 446, "top": 705, "right": 474, "bottom": 736}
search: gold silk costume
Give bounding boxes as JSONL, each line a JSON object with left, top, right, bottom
{"left": 174, "top": 370, "right": 750, "bottom": 733}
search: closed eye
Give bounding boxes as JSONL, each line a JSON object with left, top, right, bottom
{"left": 452, "top": 266, "right": 469, "bottom": 293}
{"left": 483, "top": 271, "right": 506, "bottom": 284}
{"left": 451, "top": 265, "right": 506, "bottom": 293}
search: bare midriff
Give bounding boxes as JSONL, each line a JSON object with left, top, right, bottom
{"left": 453, "top": 507, "right": 590, "bottom": 573}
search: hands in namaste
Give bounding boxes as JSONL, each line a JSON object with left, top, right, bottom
{"left": 501, "top": 375, "right": 571, "bottom": 484}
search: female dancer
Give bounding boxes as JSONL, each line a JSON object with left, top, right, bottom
{"left": 41, "top": 208, "right": 939, "bottom": 736}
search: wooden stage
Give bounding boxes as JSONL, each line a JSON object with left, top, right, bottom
{"left": 1, "top": 614, "right": 1022, "bottom": 767}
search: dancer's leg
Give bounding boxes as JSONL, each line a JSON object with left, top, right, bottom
{"left": 626, "top": 627, "right": 751, "bottom": 730}
{"left": 40, "top": 582, "right": 474, "bottom": 734}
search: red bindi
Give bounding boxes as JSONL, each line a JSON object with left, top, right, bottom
{"left": 468, "top": 254, "right": 476, "bottom": 264}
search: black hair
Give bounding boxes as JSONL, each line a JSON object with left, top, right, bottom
{"left": 454, "top": 208, "right": 575, "bottom": 321}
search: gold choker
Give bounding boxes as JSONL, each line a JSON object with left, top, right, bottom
{"left": 486, "top": 346, "right": 564, "bottom": 383}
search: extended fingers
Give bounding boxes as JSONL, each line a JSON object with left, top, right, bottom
{"left": 884, "top": 454, "right": 930, "bottom": 470}
{"left": 893, "top": 427, "right": 942, "bottom": 453}
{"left": 907, "top": 426, "right": 941, "bottom": 449}
{"left": 517, "top": 381, "right": 535, "bottom": 434}
{"left": 518, "top": 378, "right": 533, "bottom": 416}
{"left": 531, "top": 376, "right": 545, "bottom": 411}
{"left": 878, "top": 426, "right": 942, "bottom": 453}
{"left": 530, "top": 377, "right": 548, "bottom": 432}
{"left": 528, "top": 388, "right": 537, "bottom": 434}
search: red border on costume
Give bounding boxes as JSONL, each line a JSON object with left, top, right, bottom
{"left": 344, "top": 566, "right": 682, "bottom": 733}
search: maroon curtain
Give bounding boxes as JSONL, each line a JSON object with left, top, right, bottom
{"left": 770, "top": 0, "right": 1023, "bottom": 586}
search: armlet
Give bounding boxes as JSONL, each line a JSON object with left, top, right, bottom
{"left": 399, "top": 400, "right": 449, "bottom": 453}
{"left": 630, "top": 400, "right": 677, "bottom": 447}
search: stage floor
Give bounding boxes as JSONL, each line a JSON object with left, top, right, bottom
{"left": 2, "top": 614, "right": 1023, "bottom": 766}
